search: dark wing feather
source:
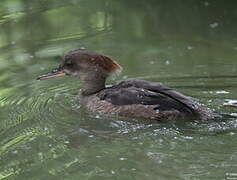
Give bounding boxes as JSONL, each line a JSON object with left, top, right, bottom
{"left": 117, "top": 80, "right": 198, "bottom": 111}
{"left": 98, "top": 79, "right": 198, "bottom": 114}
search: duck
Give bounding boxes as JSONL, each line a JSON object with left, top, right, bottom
{"left": 37, "top": 49, "right": 214, "bottom": 121}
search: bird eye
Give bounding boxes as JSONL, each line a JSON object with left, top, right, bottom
{"left": 65, "top": 60, "right": 73, "bottom": 66}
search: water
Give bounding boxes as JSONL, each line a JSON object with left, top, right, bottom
{"left": 1, "top": 0, "right": 237, "bottom": 179}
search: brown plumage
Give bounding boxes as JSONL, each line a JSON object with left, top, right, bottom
{"left": 37, "top": 49, "right": 215, "bottom": 121}
{"left": 63, "top": 49, "right": 122, "bottom": 75}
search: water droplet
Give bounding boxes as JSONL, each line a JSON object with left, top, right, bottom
{"left": 215, "top": 90, "right": 229, "bottom": 94}
{"left": 95, "top": 115, "right": 100, "bottom": 119}
{"left": 230, "top": 113, "right": 237, "bottom": 117}
{"left": 209, "top": 22, "right": 219, "bottom": 28}
{"left": 184, "top": 136, "right": 193, "bottom": 140}
{"left": 226, "top": 100, "right": 237, "bottom": 104}
{"left": 26, "top": 132, "right": 32, "bottom": 136}
{"left": 12, "top": 150, "right": 18, "bottom": 154}
{"left": 149, "top": 61, "right": 154, "bottom": 65}
{"left": 111, "top": 170, "right": 115, "bottom": 174}
{"left": 187, "top": 46, "right": 193, "bottom": 50}
{"left": 119, "top": 157, "right": 127, "bottom": 161}
{"left": 165, "top": 60, "right": 170, "bottom": 65}
{"left": 11, "top": 41, "right": 16, "bottom": 45}
{"left": 204, "top": 1, "right": 209, "bottom": 6}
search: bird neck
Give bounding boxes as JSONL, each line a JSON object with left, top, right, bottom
{"left": 81, "top": 75, "right": 106, "bottom": 96}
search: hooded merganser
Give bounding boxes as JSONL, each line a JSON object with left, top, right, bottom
{"left": 37, "top": 49, "right": 214, "bottom": 120}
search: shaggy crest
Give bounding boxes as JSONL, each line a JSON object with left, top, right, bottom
{"left": 64, "top": 49, "right": 123, "bottom": 76}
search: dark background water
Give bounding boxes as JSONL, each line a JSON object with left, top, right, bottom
{"left": 0, "top": 0, "right": 237, "bottom": 179}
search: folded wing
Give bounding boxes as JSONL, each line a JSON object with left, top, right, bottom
{"left": 97, "top": 79, "right": 199, "bottom": 115}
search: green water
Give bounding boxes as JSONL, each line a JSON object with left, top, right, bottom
{"left": 1, "top": 0, "right": 237, "bottom": 179}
